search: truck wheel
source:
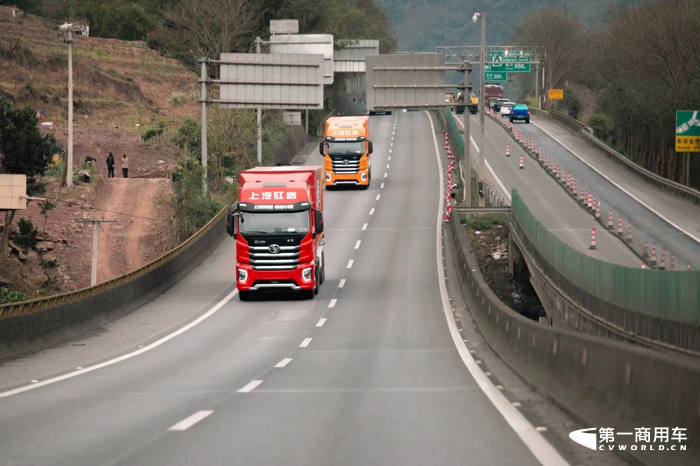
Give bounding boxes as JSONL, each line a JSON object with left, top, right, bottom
{"left": 320, "top": 253, "right": 326, "bottom": 284}
{"left": 526, "top": 118, "right": 530, "bottom": 124}
{"left": 239, "top": 290, "right": 252, "bottom": 301}
{"left": 386, "top": 111, "right": 392, "bottom": 115}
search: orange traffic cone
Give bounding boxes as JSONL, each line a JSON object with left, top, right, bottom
{"left": 519, "top": 155, "right": 524, "bottom": 169}
{"left": 670, "top": 253, "right": 676, "bottom": 271}
{"left": 626, "top": 222, "right": 633, "bottom": 243}
{"left": 589, "top": 228, "right": 597, "bottom": 250}
{"left": 651, "top": 242, "right": 657, "bottom": 265}
{"left": 506, "top": 145, "right": 510, "bottom": 157}
{"left": 659, "top": 248, "right": 666, "bottom": 270}
{"left": 607, "top": 210, "right": 613, "bottom": 230}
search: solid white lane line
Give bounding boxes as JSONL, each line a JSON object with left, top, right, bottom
{"left": 376, "top": 194, "right": 381, "bottom": 201}
{"left": 355, "top": 240, "right": 362, "bottom": 249}
{"left": 0, "top": 288, "right": 240, "bottom": 398}
{"left": 531, "top": 120, "right": 700, "bottom": 244}
{"left": 329, "top": 299, "right": 337, "bottom": 308}
{"left": 275, "top": 358, "right": 293, "bottom": 368}
{"left": 362, "top": 223, "right": 368, "bottom": 230}
{"left": 338, "top": 279, "right": 346, "bottom": 288}
{"left": 299, "top": 338, "right": 313, "bottom": 348}
{"left": 169, "top": 410, "right": 214, "bottom": 431}
{"left": 426, "top": 112, "right": 569, "bottom": 466}
{"left": 316, "top": 318, "right": 327, "bottom": 327}
{"left": 237, "top": 380, "right": 263, "bottom": 393}
{"left": 369, "top": 208, "right": 375, "bottom": 216}
{"left": 380, "top": 183, "right": 385, "bottom": 189}
{"left": 347, "top": 260, "right": 354, "bottom": 268}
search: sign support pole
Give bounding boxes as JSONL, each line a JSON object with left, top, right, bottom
{"left": 255, "top": 38, "right": 263, "bottom": 164}
{"left": 199, "top": 58, "right": 208, "bottom": 197}
{"left": 478, "top": 12, "right": 486, "bottom": 206}
{"left": 687, "top": 153, "right": 691, "bottom": 187}
{"left": 535, "top": 63, "right": 539, "bottom": 110}
{"left": 463, "top": 66, "right": 472, "bottom": 206}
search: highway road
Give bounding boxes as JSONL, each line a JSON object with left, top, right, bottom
{"left": 518, "top": 116, "right": 700, "bottom": 268}
{"left": 0, "top": 112, "right": 570, "bottom": 466}
{"left": 454, "top": 112, "right": 639, "bottom": 268}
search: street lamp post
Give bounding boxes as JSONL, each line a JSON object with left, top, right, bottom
{"left": 473, "top": 12, "right": 486, "bottom": 206}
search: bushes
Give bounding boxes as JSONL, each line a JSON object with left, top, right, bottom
{"left": 466, "top": 214, "right": 509, "bottom": 231}
{"left": 563, "top": 88, "right": 582, "bottom": 120}
{"left": 140, "top": 121, "right": 166, "bottom": 142}
{"left": 0, "top": 288, "right": 30, "bottom": 305}
{"left": 13, "top": 218, "right": 38, "bottom": 252}
{"left": 589, "top": 113, "right": 614, "bottom": 141}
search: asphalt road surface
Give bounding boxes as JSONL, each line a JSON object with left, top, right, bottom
{"left": 0, "top": 112, "right": 569, "bottom": 466}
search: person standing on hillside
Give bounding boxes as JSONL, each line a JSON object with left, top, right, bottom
{"left": 106, "top": 152, "right": 115, "bottom": 178}
{"left": 121, "top": 154, "right": 129, "bottom": 178}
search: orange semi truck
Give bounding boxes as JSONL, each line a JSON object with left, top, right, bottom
{"left": 226, "top": 166, "right": 326, "bottom": 301}
{"left": 319, "top": 116, "right": 373, "bottom": 189}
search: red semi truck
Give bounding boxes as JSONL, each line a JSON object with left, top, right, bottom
{"left": 226, "top": 166, "right": 326, "bottom": 301}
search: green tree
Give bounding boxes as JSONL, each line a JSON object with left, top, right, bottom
{"left": 13, "top": 218, "right": 39, "bottom": 253}
{"left": 0, "top": 98, "right": 62, "bottom": 254}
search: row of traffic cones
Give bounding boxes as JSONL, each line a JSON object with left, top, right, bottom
{"left": 444, "top": 133, "right": 456, "bottom": 221}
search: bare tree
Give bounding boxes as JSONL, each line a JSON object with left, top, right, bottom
{"left": 152, "top": 0, "right": 262, "bottom": 69}
{"left": 512, "top": 8, "right": 593, "bottom": 102}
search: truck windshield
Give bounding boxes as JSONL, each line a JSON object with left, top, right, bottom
{"left": 239, "top": 211, "right": 310, "bottom": 235}
{"left": 326, "top": 141, "right": 365, "bottom": 156}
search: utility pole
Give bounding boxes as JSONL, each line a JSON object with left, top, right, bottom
{"left": 535, "top": 62, "right": 539, "bottom": 110}
{"left": 76, "top": 216, "right": 116, "bottom": 286}
{"left": 478, "top": 12, "right": 486, "bottom": 206}
{"left": 60, "top": 27, "right": 77, "bottom": 187}
{"left": 199, "top": 58, "right": 209, "bottom": 197}
{"left": 255, "top": 37, "right": 263, "bottom": 164}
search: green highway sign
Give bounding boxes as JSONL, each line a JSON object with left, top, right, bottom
{"left": 676, "top": 110, "right": 700, "bottom": 152}
{"left": 484, "top": 71, "right": 507, "bottom": 81}
{"left": 485, "top": 63, "right": 531, "bottom": 72}
{"left": 490, "top": 50, "right": 531, "bottom": 56}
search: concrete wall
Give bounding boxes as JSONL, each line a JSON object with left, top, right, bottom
{"left": 0, "top": 212, "right": 227, "bottom": 361}
{"left": 447, "top": 215, "right": 700, "bottom": 466}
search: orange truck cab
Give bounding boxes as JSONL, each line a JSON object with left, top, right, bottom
{"left": 226, "top": 166, "right": 325, "bottom": 301}
{"left": 319, "top": 116, "right": 373, "bottom": 189}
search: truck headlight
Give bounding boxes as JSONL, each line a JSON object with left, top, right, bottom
{"left": 238, "top": 269, "right": 248, "bottom": 283}
{"left": 302, "top": 267, "right": 313, "bottom": 282}
{"left": 361, "top": 173, "right": 367, "bottom": 181}
{"left": 326, "top": 173, "right": 331, "bottom": 182}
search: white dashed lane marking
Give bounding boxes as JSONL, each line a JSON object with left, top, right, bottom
{"left": 237, "top": 380, "right": 263, "bottom": 393}
{"left": 275, "top": 358, "right": 293, "bottom": 368}
{"left": 299, "top": 338, "right": 313, "bottom": 348}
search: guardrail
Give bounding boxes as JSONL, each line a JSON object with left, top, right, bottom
{"left": 533, "top": 109, "right": 700, "bottom": 205}
{"left": 447, "top": 211, "right": 700, "bottom": 466}
{"left": 510, "top": 189, "right": 700, "bottom": 354}
{"left": 0, "top": 208, "right": 228, "bottom": 360}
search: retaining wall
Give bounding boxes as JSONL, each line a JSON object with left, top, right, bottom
{"left": 0, "top": 209, "right": 227, "bottom": 361}
{"left": 447, "top": 213, "right": 700, "bottom": 466}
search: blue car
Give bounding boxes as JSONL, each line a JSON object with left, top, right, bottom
{"left": 509, "top": 104, "right": 530, "bottom": 124}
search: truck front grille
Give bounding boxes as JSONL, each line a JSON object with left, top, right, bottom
{"left": 248, "top": 245, "right": 300, "bottom": 270}
{"left": 331, "top": 159, "right": 360, "bottom": 174}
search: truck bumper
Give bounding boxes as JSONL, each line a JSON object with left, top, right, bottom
{"left": 236, "top": 262, "right": 315, "bottom": 292}
{"left": 325, "top": 169, "right": 369, "bottom": 187}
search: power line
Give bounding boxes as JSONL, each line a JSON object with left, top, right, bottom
{"left": 41, "top": 196, "right": 169, "bottom": 222}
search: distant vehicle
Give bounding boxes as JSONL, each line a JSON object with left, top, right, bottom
{"left": 321, "top": 116, "right": 372, "bottom": 189}
{"left": 470, "top": 93, "right": 479, "bottom": 114}
{"left": 445, "top": 92, "right": 455, "bottom": 104}
{"left": 493, "top": 98, "right": 510, "bottom": 112}
{"left": 500, "top": 103, "right": 515, "bottom": 118}
{"left": 484, "top": 84, "right": 504, "bottom": 108}
{"left": 227, "top": 166, "right": 325, "bottom": 301}
{"left": 509, "top": 104, "right": 531, "bottom": 124}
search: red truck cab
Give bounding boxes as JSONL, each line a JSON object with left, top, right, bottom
{"left": 227, "top": 166, "right": 325, "bottom": 301}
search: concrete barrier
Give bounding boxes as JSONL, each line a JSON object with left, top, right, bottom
{"left": 0, "top": 209, "right": 227, "bottom": 361}
{"left": 447, "top": 214, "right": 700, "bottom": 466}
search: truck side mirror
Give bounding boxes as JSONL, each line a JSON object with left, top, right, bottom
{"left": 314, "top": 211, "right": 324, "bottom": 235}
{"left": 226, "top": 211, "right": 237, "bottom": 238}
{"left": 368, "top": 141, "right": 373, "bottom": 154}
{"left": 319, "top": 141, "right": 325, "bottom": 155}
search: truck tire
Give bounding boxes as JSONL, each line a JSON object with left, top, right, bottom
{"left": 526, "top": 118, "right": 530, "bottom": 124}
{"left": 320, "top": 253, "right": 326, "bottom": 284}
{"left": 239, "top": 290, "right": 252, "bottom": 301}
{"left": 386, "top": 111, "right": 392, "bottom": 115}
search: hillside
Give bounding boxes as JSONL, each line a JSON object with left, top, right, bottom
{"left": 0, "top": 5, "right": 200, "bottom": 299}
{"left": 378, "top": 0, "right": 647, "bottom": 51}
